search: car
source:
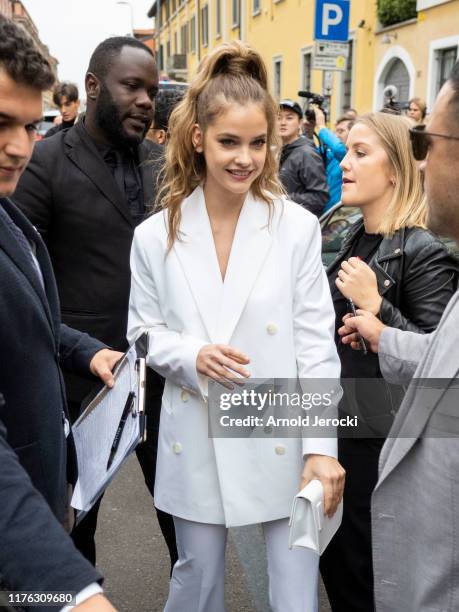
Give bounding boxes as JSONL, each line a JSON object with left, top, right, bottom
{"left": 158, "top": 79, "right": 188, "bottom": 92}
{"left": 320, "top": 201, "right": 459, "bottom": 267}
{"left": 320, "top": 203, "right": 361, "bottom": 266}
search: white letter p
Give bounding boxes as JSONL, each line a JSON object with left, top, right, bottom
{"left": 322, "top": 3, "right": 343, "bottom": 36}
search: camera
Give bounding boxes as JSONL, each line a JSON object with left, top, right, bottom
{"left": 298, "top": 90, "right": 326, "bottom": 122}
{"left": 382, "top": 85, "right": 409, "bottom": 114}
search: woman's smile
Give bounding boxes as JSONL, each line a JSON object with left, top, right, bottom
{"left": 226, "top": 168, "right": 253, "bottom": 181}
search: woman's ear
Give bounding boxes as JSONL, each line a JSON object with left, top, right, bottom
{"left": 191, "top": 124, "right": 204, "bottom": 153}
{"left": 157, "top": 129, "right": 167, "bottom": 145}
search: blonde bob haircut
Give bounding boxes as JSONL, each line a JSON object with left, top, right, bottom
{"left": 156, "top": 40, "right": 284, "bottom": 248}
{"left": 408, "top": 97, "right": 427, "bottom": 120}
{"left": 355, "top": 112, "right": 427, "bottom": 236}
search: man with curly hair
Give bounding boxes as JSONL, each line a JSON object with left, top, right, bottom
{"left": 0, "top": 15, "right": 118, "bottom": 612}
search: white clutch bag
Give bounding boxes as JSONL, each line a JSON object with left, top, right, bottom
{"left": 288, "top": 479, "right": 343, "bottom": 555}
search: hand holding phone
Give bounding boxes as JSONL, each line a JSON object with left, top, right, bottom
{"left": 347, "top": 299, "right": 368, "bottom": 355}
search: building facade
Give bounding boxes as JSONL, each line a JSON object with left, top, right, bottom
{"left": 1, "top": 0, "right": 58, "bottom": 110}
{"left": 134, "top": 28, "right": 156, "bottom": 54}
{"left": 148, "top": 0, "right": 459, "bottom": 120}
{"left": 0, "top": 0, "right": 13, "bottom": 18}
{"left": 373, "top": 0, "right": 459, "bottom": 114}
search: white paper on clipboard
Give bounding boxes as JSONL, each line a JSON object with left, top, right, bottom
{"left": 71, "top": 342, "right": 146, "bottom": 515}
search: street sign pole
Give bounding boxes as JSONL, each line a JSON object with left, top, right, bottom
{"left": 323, "top": 71, "right": 333, "bottom": 96}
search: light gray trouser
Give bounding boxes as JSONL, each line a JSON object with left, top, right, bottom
{"left": 164, "top": 516, "right": 319, "bottom": 612}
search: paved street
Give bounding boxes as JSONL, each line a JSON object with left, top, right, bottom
{"left": 96, "top": 456, "right": 331, "bottom": 612}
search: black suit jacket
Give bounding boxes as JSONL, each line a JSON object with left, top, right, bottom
{"left": 0, "top": 198, "right": 103, "bottom": 602}
{"left": 14, "top": 121, "right": 163, "bottom": 403}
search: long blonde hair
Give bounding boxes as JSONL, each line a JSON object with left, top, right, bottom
{"left": 156, "top": 41, "right": 283, "bottom": 248}
{"left": 355, "top": 112, "right": 427, "bottom": 236}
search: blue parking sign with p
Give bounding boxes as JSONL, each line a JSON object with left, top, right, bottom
{"left": 314, "top": 0, "right": 350, "bottom": 42}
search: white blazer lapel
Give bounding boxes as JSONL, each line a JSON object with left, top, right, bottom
{"left": 216, "top": 192, "right": 274, "bottom": 345}
{"left": 173, "top": 186, "right": 223, "bottom": 342}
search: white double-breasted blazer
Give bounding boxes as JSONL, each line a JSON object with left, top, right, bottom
{"left": 127, "top": 186, "right": 340, "bottom": 526}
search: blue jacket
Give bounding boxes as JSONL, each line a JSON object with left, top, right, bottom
{"left": 317, "top": 128, "right": 347, "bottom": 212}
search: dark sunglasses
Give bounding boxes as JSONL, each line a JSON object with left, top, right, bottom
{"left": 409, "top": 124, "right": 459, "bottom": 160}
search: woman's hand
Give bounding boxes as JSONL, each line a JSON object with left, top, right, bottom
{"left": 300, "top": 454, "right": 345, "bottom": 517}
{"left": 197, "top": 344, "right": 250, "bottom": 387}
{"left": 335, "top": 257, "right": 382, "bottom": 315}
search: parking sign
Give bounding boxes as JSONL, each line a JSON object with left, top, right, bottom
{"left": 314, "top": 0, "right": 350, "bottom": 42}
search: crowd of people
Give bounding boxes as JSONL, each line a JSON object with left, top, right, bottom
{"left": 1, "top": 11, "right": 459, "bottom": 612}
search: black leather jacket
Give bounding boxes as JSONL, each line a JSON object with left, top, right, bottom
{"left": 328, "top": 220, "right": 458, "bottom": 436}
{"left": 328, "top": 219, "right": 458, "bottom": 334}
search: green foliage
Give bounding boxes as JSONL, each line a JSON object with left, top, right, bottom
{"left": 377, "top": 0, "right": 418, "bottom": 27}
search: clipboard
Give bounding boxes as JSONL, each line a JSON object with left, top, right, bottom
{"left": 70, "top": 335, "right": 148, "bottom": 519}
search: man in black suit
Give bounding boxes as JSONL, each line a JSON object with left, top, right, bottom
{"left": 0, "top": 15, "right": 121, "bottom": 610}
{"left": 14, "top": 36, "right": 177, "bottom": 568}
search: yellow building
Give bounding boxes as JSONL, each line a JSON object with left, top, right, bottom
{"left": 5, "top": 0, "right": 59, "bottom": 110}
{"left": 148, "top": 0, "right": 459, "bottom": 121}
{"left": 373, "top": 0, "right": 459, "bottom": 114}
{"left": 243, "top": 0, "right": 377, "bottom": 121}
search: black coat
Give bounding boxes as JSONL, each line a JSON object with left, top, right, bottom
{"left": 0, "top": 198, "right": 103, "bottom": 602}
{"left": 327, "top": 219, "right": 458, "bottom": 435}
{"left": 279, "top": 136, "right": 328, "bottom": 216}
{"left": 44, "top": 118, "right": 76, "bottom": 139}
{"left": 328, "top": 219, "right": 458, "bottom": 333}
{"left": 13, "top": 121, "right": 163, "bottom": 403}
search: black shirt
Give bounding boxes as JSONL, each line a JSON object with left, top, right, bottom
{"left": 102, "top": 148, "right": 145, "bottom": 226}
{"left": 329, "top": 230, "right": 383, "bottom": 379}
{"left": 329, "top": 230, "right": 392, "bottom": 440}
{"left": 80, "top": 120, "right": 145, "bottom": 226}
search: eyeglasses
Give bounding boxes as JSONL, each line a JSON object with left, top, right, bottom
{"left": 409, "top": 124, "right": 459, "bottom": 160}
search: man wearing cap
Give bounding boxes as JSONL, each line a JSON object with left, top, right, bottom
{"left": 278, "top": 99, "right": 328, "bottom": 216}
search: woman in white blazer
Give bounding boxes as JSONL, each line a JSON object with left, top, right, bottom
{"left": 128, "top": 41, "right": 344, "bottom": 612}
